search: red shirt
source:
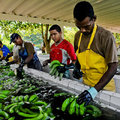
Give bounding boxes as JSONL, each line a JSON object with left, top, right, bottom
{"left": 50, "top": 39, "right": 76, "bottom": 65}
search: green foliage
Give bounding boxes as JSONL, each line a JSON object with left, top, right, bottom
{"left": 113, "top": 33, "right": 120, "bottom": 43}
{"left": 0, "top": 20, "right": 43, "bottom": 49}
{"left": 64, "top": 26, "right": 78, "bottom": 45}
{"left": 0, "top": 20, "right": 79, "bottom": 51}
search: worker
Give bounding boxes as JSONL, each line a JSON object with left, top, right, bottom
{"left": 0, "top": 41, "right": 10, "bottom": 61}
{"left": 73, "top": 1, "right": 118, "bottom": 106}
{"left": 43, "top": 24, "right": 76, "bottom": 78}
{"left": 10, "top": 33, "right": 42, "bottom": 73}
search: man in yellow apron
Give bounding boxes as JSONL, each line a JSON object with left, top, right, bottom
{"left": 73, "top": 1, "right": 118, "bottom": 106}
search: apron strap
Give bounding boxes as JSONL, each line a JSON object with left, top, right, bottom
{"left": 76, "top": 23, "right": 97, "bottom": 54}
{"left": 76, "top": 33, "right": 82, "bottom": 54}
{"left": 87, "top": 24, "right": 97, "bottom": 49}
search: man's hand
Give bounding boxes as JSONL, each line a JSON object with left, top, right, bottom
{"left": 73, "top": 68, "right": 82, "bottom": 79}
{"left": 77, "top": 90, "right": 92, "bottom": 106}
{"left": 42, "top": 60, "right": 48, "bottom": 67}
{"left": 16, "top": 67, "right": 23, "bottom": 79}
{"left": 57, "top": 63, "right": 75, "bottom": 73}
{"left": 16, "top": 60, "right": 25, "bottom": 74}
{"left": 5, "top": 54, "right": 11, "bottom": 61}
{"left": 56, "top": 65, "right": 66, "bottom": 73}
{"left": 76, "top": 87, "right": 98, "bottom": 106}
{"left": 19, "top": 60, "right": 25, "bottom": 69}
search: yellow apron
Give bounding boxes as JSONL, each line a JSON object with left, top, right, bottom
{"left": 76, "top": 24, "right": 115, "bottom": 91}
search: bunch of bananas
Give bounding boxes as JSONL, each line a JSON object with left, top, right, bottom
{"left": 3, "top": 94, "right": 55, "bottom": 120}
{"left": 49, "top": 60, "right": 64, "bottom": 80}
{"left": 61, "top": 97, "right": 102, "bottom": 117}
{"left": 0, "top": 90, "right": 10, "bottom": 102}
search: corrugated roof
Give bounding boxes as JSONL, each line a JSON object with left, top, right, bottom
{"left": 0, "top": 0, "right": 120, "bottom": 33}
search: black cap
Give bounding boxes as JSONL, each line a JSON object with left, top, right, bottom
{"left": 10, "top": 33, "right": 20, "bottom": 44}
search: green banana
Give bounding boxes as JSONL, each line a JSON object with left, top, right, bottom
{"left": 68, "top": 99, "right": 76, "bottom": 115}
{"left": 0, "top": 90, "right": 10, "bottom": 95}
{"left": 0, "top": 103, "right": 2, "bottom": 109}
{"left": 49, "top": 64, "right": 59, "bottom": 75}
{"left": 79, "top": 102, "right": 86, "bottom": 116}
{"left": 4, "top": 103, "right": 17, "bottom": 111}
{"left": 24, "top": 108, "right": 37, "bottom": 114}
{"left": 9, "top": 105, "right": 18, "bottom": 113}
{"left": 59, "top": 73, "right": 64, "bottom": 80}
{"left": 34, "top": 101, "right": 48, "bottom": 106}
{"left": 29, "top": 94, "right": 38, "bottom": 103}
{"left": 0, "top": 110, "right": 9, "bottom": 119}
{"left": 24, "top": 95, "right": 29, "bottom": 102}
{"left": 8, "top": 71, "right": 15, "bottom": 76}
{"left": 54, "top": 70, "right": 59, "bottom": 78}
{"left": 8, "top": 117, "right": 15, "bottom": 120}
{"left": 49, "top": 60, "right": 60, "bottom": 68}
{"left": 19, "top": 106, "right": 27, "bottom": 113}
{"left": 51, "top": 68, "right": 57, "bottom": 76}
{"left": 23, "top": 107, "right": 44, "bottom": 120}
{"left": 14, "top": 96, "right": 19, "bottom": 102}
{"left": 86, "top": 105, "right": 102, "bottom": 117}
{"left": 75, "top": 103, "right": 80, "bottom": 116}
{"left": 61, "top": 97, "right": 70, "bottom": 112}
{"left": 0, "top": 94, "right": 7, "bottom": 99}
{"left": 16, "top": 110, "right": 38, "bottom": 118}
{"left": 42, "top": 112, "right": 48, "bottom": 120}
{"left": 19, "top": 96, "right": 24, "bottom": 102}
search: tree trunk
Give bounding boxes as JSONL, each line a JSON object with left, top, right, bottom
{"left": 41, "top": 24, "right": 51, "bottom": 54}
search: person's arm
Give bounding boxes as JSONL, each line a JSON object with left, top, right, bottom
{"left": 76, "top": 62, "right": 117, "bottom": 106}
{"left": 24, "top": 54, "right": 34, "bottom": 64}
{"left": 95, "top": 62, "right": 118, "bottom": 91}
{"left": 43, "top": 59, "right": 51, "bottom": 67}
{"left": 24, "top": 42, "right": 35, "bottom": 64}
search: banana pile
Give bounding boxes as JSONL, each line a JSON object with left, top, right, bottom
{"left": 2, "top": 94, "right": 55, "bottom": 120}
{"left": 61, "top": 97, "right": 102, "bottom": 118}
{"left": 49, "top": 60, "right": 64, "bottom": 80}
{"left": 0, "top": 90, "right": 10, "bottom": 102}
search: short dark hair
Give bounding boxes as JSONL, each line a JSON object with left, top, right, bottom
{"left": 0, "top": 41, "right": 2, "bottom": 45}
{"left": 49, "top": 24, "right": 61, "bottom": 33}
{"left": 73, "top": 1, "right": 94, "bottom": 22}
{"left": 10, "top": 33, "right": 20, "bottom": 44}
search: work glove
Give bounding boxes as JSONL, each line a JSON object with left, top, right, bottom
{"left": 73, "top": 68, "right": 83, "bottom": 79}
{"left": 57, "top": 63, "right": 75, "bottom": 73}
{"left": 17, "top": 60, "right": 25, "bottom": 72}
{"left": 19, "top": 60, "right": 25, "bottom": 68}
{"left": 76, "top": 87, "right": 98, "bottom": 106}
{"left": 16, "top": 60, "right": 25, "bottom": 78}
{"left": 5, "top": 54, "right": 11, "bottom": 61}
{"left": 72, "top": 60, "right": 82, "bottom": 79}
{"left": 42, "top": 60, "right": 48, "bottom": 67}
